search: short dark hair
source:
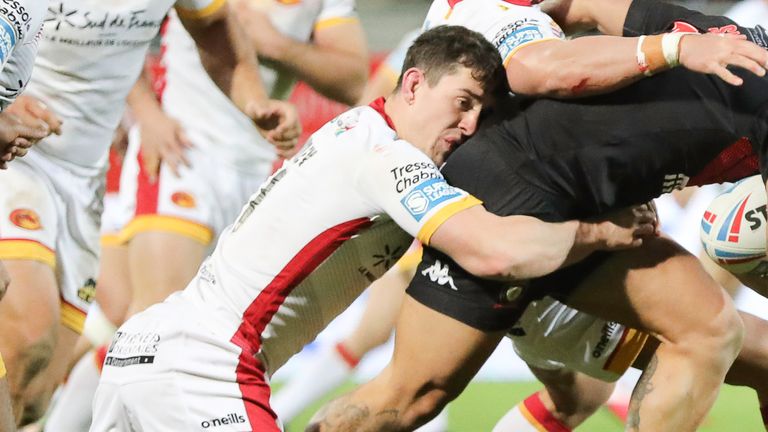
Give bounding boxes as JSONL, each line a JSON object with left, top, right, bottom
{"left": 396, "top": 25, "right": 505, "bottom": 96}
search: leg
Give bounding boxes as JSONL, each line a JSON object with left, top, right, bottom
{"left": 564, "top": 236, "right": 743, "bottom": 432}
{"left": 272, "top": 263, "right": 413, "bottom": 422}
{"left": 308, "top": 296, "right": 505, "bottom": 431}
{"left": 493, "top": 366, "right": 615, "bottom": 431}
{"left": 95, "top": 243, "right": 132, "bottom": 328}
{"left": 0, "top": 260, "right": 59, "bottom": 425}
{"left": 127, "top": 231, "right": 206, "bottom": 315}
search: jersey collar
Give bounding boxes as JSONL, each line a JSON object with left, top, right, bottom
{"left": 369, "top": 97, "right": 397, "bottom": 131}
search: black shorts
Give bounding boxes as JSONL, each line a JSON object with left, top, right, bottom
{"left": 407, "top": 244, "right": 610, "bottom": 332}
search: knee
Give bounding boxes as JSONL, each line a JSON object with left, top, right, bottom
{"left": 686, "top": 301, "right": 744, "bottom": 367}
{"left": 13, "top": 331, "right": 56, "bottom": 388}
{"left": 389, "top": 377, "right": 460, "bottom": 428}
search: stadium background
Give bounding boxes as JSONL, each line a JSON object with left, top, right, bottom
{"left": 268, "top": 0, "right": 768, "bottom": 430}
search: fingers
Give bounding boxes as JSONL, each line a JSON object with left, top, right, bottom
{"left": 140, "top": 147, "right": 161, "bottom": 183}
{"left": 713, "top": 64, "right": 743, "bottom": 86}
{"left": 26, "top": 100, "right": 63, "bottom": 135}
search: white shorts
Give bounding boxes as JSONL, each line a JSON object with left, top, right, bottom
{"left": 509, "top": 297, "right": 649, "bottom": 382}
{"left": 0, "top": 151, "right": 101, "bottom": 332}
{"left": 92, "top": 297, "right": 282, "bottom": 432}
{"left": 118, "top": 126, "right": 274, "bottom": 247}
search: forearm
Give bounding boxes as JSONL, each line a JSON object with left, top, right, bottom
{"left": 432, "top": 210, "right": 600, "bottom": 281}
{"left": 622, "top": 0, "right": 768, "bottom": 49}
{"left": 127, "top": 69, "right": 163, "bottom": 124}
{"left": 509, "top": 36, "right": 643, "bottom": 97}
{"left": 269, "top": 38, "right": 367, "bottom": 105}
{"left": 184, "top": 9, "right": 268, "bottom": 113}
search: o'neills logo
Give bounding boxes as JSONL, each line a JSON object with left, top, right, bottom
{"left": 9, "top": 209, "right": 41, "bottom": 230}
{"left": 201, "top": 413, "right": 246, "bottom": 429}
{"left": 171, "top": 191, "right": 196, "bottom": 209}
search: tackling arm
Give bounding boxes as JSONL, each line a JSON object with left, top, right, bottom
{"left": 428, "top": 205, "right": 656, "bottom": 281}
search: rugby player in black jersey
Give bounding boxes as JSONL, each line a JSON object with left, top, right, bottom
{"left": 309, "top": 1, "right": 768, "bottom": 431}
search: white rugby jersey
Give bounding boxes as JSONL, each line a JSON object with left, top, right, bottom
{"left": 423, "top": 0, "right": 565, "bottom": 67}
{"left": 175, "top": 100, "right": 481, "bottom": 372}
{"left": 26, "top": 0, "right": 222, "bottom": 173}
{"left": 726, "top": 0, "right": 768, "bottom": 28}
{"left": 161, "top": 0, "right": 357, "bottom": 170}
{"left": 0, "top": 0, "right": 46, "bottom": 110}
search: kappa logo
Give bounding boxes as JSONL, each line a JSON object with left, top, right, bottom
{"left": 9, "top": 208, "right": 41, "bottom": 230}
{"left": 171, "top": 191, "right": 196, "bottom": 209}
{"left": 421, "top": 259, "right": 458, "bottom": 291}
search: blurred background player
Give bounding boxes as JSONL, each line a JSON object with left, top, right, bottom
{"left": 0, "top": 0, "right": 300, "bottom": 427}
{"left": 0, "top": 2, "right": 56, "bottom": 431}
{"left": 45, "top": 1, "right": 368, "bottom": 430}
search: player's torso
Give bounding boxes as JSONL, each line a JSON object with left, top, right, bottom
{"left": 161, "top": 1, "right": 330, "bottom": 167}
{"left": 450, "top": 70, "right": 755, "bottom": 219}
{"left": 28, "top": 0, "right": 173, "bottom": 171}
{"left": 178, "top": 106, "right": 411, "bottom": 371}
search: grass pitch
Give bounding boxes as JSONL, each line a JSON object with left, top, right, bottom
{"left": 284, "top": 382, "right": 763, "bottom": 431}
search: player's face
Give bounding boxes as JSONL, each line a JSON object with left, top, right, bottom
{"left": 412, "top": 66, "right": 485, "bottom": 166}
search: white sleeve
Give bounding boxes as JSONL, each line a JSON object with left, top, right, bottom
{"left": 0, "top": 0, "right": 43, "bottom": 69}
{"left": 315, "top": 0, "right": 358, "bottom": 31}
{"left": 427, "top": 0, "right": 566, "bottom": 66}
{"left": 174, "top": 0, "right": 226, "bottom": 20}
{"left": 356, "top": 139, "right": 481, "bottom": 245}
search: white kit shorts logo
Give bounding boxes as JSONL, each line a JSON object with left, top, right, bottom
{"left": 421, "top": 259, "right": 458, "bottom": 291}
{"left": 401, "top": 178, "right": 462, "bottom": 221}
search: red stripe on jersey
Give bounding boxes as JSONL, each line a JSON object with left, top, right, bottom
{"left": 134, "top": 150, "right": 160, "bottom": 216}
{"left": 134, "top": 16, "right": 170, "bottom": 217}
{"left": 689, "top": 138, "right": 759, "bottom": 186}
{"left": 369, "top": 97, "right": 397, "bottom": 131}
{"left": 230, "top": 217, "right": 373, "bottom": 428}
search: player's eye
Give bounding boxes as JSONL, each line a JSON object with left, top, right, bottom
{"left": 456, "top": 97, "right": 473, "bottom": 111}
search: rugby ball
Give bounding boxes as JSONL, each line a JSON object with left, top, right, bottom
{"left": 700, "top": 175, "right": 767, "bottom": 274}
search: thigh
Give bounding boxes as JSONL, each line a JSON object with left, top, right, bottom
{"left": 389, "top": 296, "right": 505, "bottom": 398}
{"left": 564, "top": 236, "right": 733, "bottom": 341}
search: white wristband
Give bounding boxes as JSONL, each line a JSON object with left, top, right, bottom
{"left": 636, "top": 35, "right": 650, "bottom": 75}
{"left": 662, "top": 32, "right": 686, "bottom": 67}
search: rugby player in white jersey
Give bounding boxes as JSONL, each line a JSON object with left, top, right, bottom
{"left": 48, "top": 2, "right": 367, "bottom": 428}
{"left": 90, "top": 25, "right": 659, "bottom": 431}
{"left": 306, "top": 0, "right": 768, "bottom": 430}
{"left": 0, "top": 0, "right": 301, "bottom": 425}
{"left": 0, "top": 3, "right": 56, "bottom": 430}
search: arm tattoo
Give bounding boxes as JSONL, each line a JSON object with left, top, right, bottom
{"left": 627, "top": 353, "right": 658, "bottom": 431}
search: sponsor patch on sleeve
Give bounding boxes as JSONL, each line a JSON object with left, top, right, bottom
{"left": 494, "top": 19, "right": 545, "bottom": 60}
{"left": 400, "top": 178, "right": 462, "bottom": 222}
{"left": 0, "top": 15, "right": 17, "bottom": 65}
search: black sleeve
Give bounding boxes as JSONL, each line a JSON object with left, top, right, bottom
{"left": 623, "top": 0, "right": 768, "bottom": 50}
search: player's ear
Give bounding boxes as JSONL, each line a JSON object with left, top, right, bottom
{"left": 399, "top": 67, "right": 425, "bottom": 105}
